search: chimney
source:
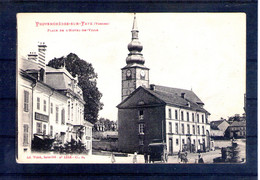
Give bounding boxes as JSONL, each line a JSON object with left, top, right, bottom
{"left": 28, "top": 52, "right": 38, "bottom": 61}
{"left": 38, "top": 42, "right": 47, "bottom": 82}
{"left": 181, "top": 93, "right": 185, "bottom": 98}
{"left": 150, "top": 84, "right": 155, "bottom": 91}
{"left": 37, "top": 42, "right": 47, "bottom": 69}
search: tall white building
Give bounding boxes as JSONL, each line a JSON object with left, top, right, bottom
{"left": 17, "top": 43, "right": 93, "bottom": 161}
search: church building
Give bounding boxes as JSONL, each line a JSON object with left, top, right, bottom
{"left": 117, "top": 14, "right": 211, "bottom": 154}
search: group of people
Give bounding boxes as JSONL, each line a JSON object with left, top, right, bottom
{"left": 110, "top": 151, "right": 204, "bottom": 163}
{"left": 110, "top": 152, "right": 138, "bottom": 163}
{"left": 177, "top": 150, "right": 204, "bottom": 164}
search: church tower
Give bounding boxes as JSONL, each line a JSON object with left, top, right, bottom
{"left": 121, "top": 14, "right": 149, "bottom": 101}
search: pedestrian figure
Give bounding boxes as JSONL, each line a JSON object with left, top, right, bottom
{"left": 144, "top": 152, "right": 148, "bottom": 163}
{"left": 111, "top": 152, "right": 116, "bottom": 163}
{"left": 181, "top": 151, "right": 188, "bottom": 163}
{"left": 198, "top": 153, "right": 204, "bottom": 164}
{"left": 133, "top": 152, "right": 137, "bottom": 163}
{"left": 177, "top": 150, "right": 181, "bottom": 163}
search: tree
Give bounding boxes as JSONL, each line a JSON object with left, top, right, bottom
{"left": 48, "top": 53, "right": 103, "bottom": 124}
{"left": 96, "top": 117, "right": 117, "bottom": 131}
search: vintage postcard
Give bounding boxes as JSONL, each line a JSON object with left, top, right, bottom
{"left": 17, "top": 13, "right": 246, "bottom": 164}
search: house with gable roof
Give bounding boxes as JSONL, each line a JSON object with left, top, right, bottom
{"left": 210, "top": 119, "right": 230, "bottom": 139}
{"left": 117, "top": 85, "right": 211, "bottom": 154}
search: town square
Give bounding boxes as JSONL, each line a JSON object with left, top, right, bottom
{"left": 17, "top": 13, "right": 246, "bottom": 164}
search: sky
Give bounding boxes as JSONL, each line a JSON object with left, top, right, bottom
{"left": 17, "top": 13, "right": 246, "bottom": 121}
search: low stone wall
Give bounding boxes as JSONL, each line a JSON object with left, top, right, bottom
{"left": 92, "top": 140, "right": 118, "bottom": 152}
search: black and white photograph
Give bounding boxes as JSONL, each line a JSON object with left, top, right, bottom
{"left": 17, "top": 13, "right": 246, "bottom": 164}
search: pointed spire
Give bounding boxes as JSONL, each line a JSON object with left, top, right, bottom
{"left": 132, "top": 13, "right": 138, "bottom": 31}
{"left": 131, "top": 13, "right": 139, "bottom": 40}
{"left": 126, "top": 13, "right": 145, "bottom": 65}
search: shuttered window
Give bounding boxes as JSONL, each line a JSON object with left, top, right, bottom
{"left": 24, "top": 91, "right": 29, "bottom": 112}
{"left": 23, "top": 124, "right": 29, "bottom": 146}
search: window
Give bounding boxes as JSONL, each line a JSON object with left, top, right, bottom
{"left": 139, "top": 139, "right": 144, "bottom": 145}
{"left": 23, "top": 124, "right": 29, "bottom": 146}
{"left": 169, "top": 122, "right": 172, "bottom": 133}
{"left": 176, "top": 139, "right": 179, "bottom": 145}
{"left": 168, "top": 109, "right": 172, "bottom": 119}
{"left": 43, "top": 100, "right": 46, "bottom": 112}
{"left": 197, "top": 114, "right": 199, "bottom": 122}
{"left": 193, "top": 139, "right": 195, "bottom": 145}
{"left": 187, "top": 112, "right": 189, "bottom": 121}
{"left": 192, "top": 113, "right": 194, "bottom": 122}
{"left": 175, "top": 123, "right": 178, "bottom": 134}
{"left": 197, "top": 125, "right": 200, "bottom": 135}
{"left": 198, "top": 139, "right": 201, "bottom": 145}
{"left": 192, "top": 125, "right": 195, "bottom": 135}
{"left": 206, "top": 114, "right": 208, "bottom": 123}
{"left": 68, "top": 102, "right": 70, "bottom": 121}
{"left": 139, "top": 124, "right": 145, "bottom": 134}
{"left": 202, "top": 115, "right": 204, "bottom": 123}
{"left": 43, "top": 124, "right": 46, "bottom": 135}
{"left": 50, "top": 125, "right": 53, "bottom": 137}
{"left": 71, "top": 102, "right": 73, "bottom": 121}
{"left": 77, "top": 106, "right": 80, "bottom": 122}
{"left": 24, "top": 91, "right": 29, "bottom": 112}
{"left": 61, "top": 109, "right": 65, "bottom": 125}
{"left": 175, "top": 110, "right": 178, "bottom": 120}
{"left": 181, "top": 124, "right": 184, "bottom": 134}
{"left": 36, "top": 122, "right": 42, "bottom": 134}
{"left": 37, "top": 97, "right": 40, "bottom": 110}
{"left": 181, "top": 111, "right": 184, "bottom": 120}
{"left": 202, "top": 126, "right": 205, "bottom": 135}
{"left": 182, "top": 139, "right": 185, "bottom": 145}
{"left": 51, "top": 103, "right": 53, "bottom": 114}
{"left": 187, "top": 124, "right": 190, "bottom": 134}
{"left": 56, "top": 106, "right": 59, "bottom": 123}
{"left": 139, "top": 110, "right": 144, "bottom": 120}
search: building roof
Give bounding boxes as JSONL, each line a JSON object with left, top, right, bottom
{"left": 210, "top": 119, "right": 227, "bottom": 130}
{"left": 229, "top": 121, "right": 246, "bottom": 127}
{"left": 121, "top": 63, "right": 149, "bottom": 70}
{"left": 20, "top": 57, "right": 84, "bottom": 103}
{"left": 146, "top": 85, "right": 208, "bottom": 113}
{"left": 83, "top": 120, "right": 94, "bottom": 127}
{"left": 19, "top": 58, "right": 40, "bottom": 71}
{"left": 19, "top": 69, "right": 68, "bottom": 100}
{"left": 117, "top": 85, "right": 209, "bottom": 114}
{"left": 46, "top": 66, "right": 74, "bottom": 79}
{"left": 153, "top": 85, "right": 204, "bottom": 105}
